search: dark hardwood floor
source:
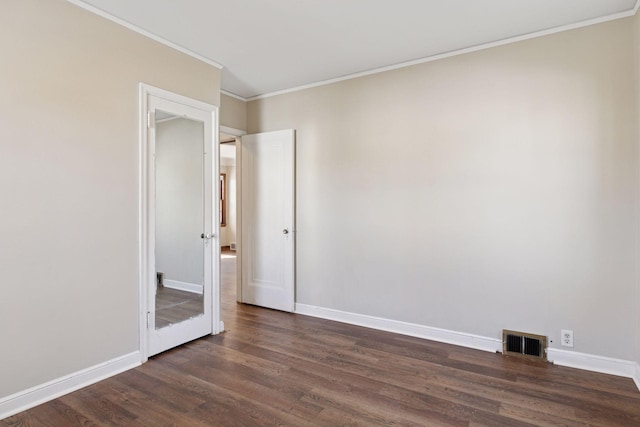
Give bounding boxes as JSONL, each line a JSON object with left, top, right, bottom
{"left": 3, "top": 249, "right": 640, "bottom": 426}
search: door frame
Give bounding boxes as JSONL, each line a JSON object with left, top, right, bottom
{"left": 219, "top": 125, "right": 246, "bottom": 303}
{"left": 138, "top": 83, "right": 222, "bottom": 362}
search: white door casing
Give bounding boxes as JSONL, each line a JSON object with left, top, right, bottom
{"left": 139, "top": 84, "right": 221, "bottom": 360}
{"left": 241, "top": 130, "right": 295, "bottom": 312}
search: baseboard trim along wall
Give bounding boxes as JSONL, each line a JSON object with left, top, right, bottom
{"left": 546, "top": 348, "right": 638, "bottom": 381}
{"left": 294, "top": 303, "right": 502, "bottom": 353}
{"left": 163, "top": 279, "right": 203, "bottom": 294}
{"left": 294, "top": 303, "right": 640, "bottom": 391}
{"left": 0, "top": 351, "right": 141, "bottom": 420}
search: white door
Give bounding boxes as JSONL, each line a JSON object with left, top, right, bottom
{"left": 241, "top": 129, "right": 295, "bottom": 312}
{"left": 142, "top": 87, "right": 219, "bottom": 357}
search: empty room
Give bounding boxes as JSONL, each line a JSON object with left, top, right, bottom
{"left": 1, "top": 0, "right": 640, "bottom": 425}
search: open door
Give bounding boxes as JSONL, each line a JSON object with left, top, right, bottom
{"left": 240, "top": 129, "right": 295, "bottom": 312}
{"left": 140, "top": 84, "right": 220, "bottom": 358}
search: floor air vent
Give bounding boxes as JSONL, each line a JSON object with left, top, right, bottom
{"left": 502, "top": 330, "right": 547, "bottom": 361}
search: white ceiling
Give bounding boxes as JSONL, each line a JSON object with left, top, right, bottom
{"left": 73, "top": 0, "right": 637, "bottom": 99}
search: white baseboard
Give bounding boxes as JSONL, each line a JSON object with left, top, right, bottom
{"left": 163, "top": 279, "right": 203, "bottom": 294}
{"left": 0, "top": 351, "right": 140, "bottom": 420}
{"left": 546, "top": 348, "right": 638, "bottom": 382}
{"left": 294, "top": 303, "right": 640, "bottom": 392}
{"left": 294, "top": 303, "right": 502, "bottom": 353}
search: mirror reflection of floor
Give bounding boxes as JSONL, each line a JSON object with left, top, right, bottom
{"left": 155, "top": 247, "right": 237, "bottom": 329}
{"left": 155, "top": 287, "right": 203, "bottom": 329}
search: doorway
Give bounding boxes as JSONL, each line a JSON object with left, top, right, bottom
{"left": 218, "top": 126, "right": 245, "bottom": 327}
{"left": 219, "top": 129, "right": 240, "bottom": 318}
{"left": 217, "top": 127, "right": 296, "bottom": 325}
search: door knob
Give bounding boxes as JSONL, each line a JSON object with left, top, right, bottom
{"left": 201, "top": 233, "right": 214, "bottom": 239}
{"left": 282, "top": 229, "right": 289, "bottom": 235}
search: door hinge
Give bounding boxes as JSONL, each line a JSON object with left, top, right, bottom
{"left": 146, "top": 311, "right": 151, "bottom": 328}
{"left": 147, "top": 111, "right": 155, "bottom": 129}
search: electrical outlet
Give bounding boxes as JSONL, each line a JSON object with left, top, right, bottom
{"left": 561, "top": 329, "right": 573, "bottom": 347}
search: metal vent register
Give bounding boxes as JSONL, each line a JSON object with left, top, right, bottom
{"left": 502, "top": 330, "right": 547, "bottom": 361}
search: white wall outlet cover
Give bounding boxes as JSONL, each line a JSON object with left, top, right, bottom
{"left": 561, "top": 329, "right": 574, "bottom": 347}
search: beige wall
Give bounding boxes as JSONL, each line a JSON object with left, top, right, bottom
{"left": 0, "top": 0, "right": 219, "bottom": 398}
{"left": 248, "top": 18, "right": 638, "bottom": 360}
{"left": 220, "top": 93, "right": 247, "bottom": 131}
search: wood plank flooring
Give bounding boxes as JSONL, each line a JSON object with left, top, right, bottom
{"left": 2, "top": 250, "right": 640, "bottom": 426}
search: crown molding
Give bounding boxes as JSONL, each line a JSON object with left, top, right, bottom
{"left": 221, "top": 90, "right": 248, "bottom": 102}
{"left": 248, "top": 7, "right": 637, "bottom": 101}
{"left": 66, "top": 0, "right": 640, "bottom": 102}
{"left": 66, "top": 0, "right": 223, "bottom": 70}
